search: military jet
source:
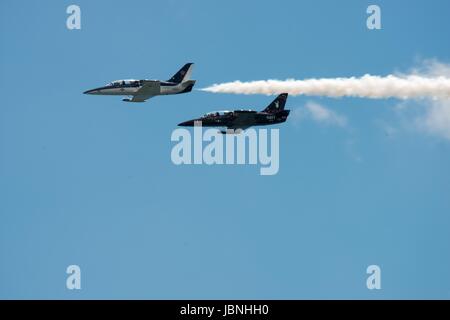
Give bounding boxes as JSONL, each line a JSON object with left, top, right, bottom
{"left": 83, "top": 63, "right": 195, "bottom": 102}
{"left": 178, "top": 93, "right": 290, "bottom": 133}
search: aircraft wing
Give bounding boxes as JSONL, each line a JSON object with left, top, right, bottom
{"left": 130, "top": 80, "right": 161, "bottom": 102}
{"left": 227, "top": 125, "right": 251, "bottom": 131}
{"left": 220, "top": 125, "right": 251, "bottom": 134}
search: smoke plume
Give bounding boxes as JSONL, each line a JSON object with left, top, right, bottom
{"left": 201, "top": 75, "right": 450, "bottom": 100}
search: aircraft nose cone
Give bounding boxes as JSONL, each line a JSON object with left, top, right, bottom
{"left": 84, "top": 88, "right": 101, "bottom": 94}
{"left": 178, "top": 120, "right": 195, "bottom": 127}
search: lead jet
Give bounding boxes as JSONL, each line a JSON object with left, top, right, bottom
{"left": 83, "top": 63, "right": 195, "bottom": 102}
{"left": 178, "top": 93, "right": 290, "bottom": 133}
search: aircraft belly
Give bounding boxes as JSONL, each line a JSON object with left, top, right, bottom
{"left": 99, "top": 88, "right": 139, "bottom": 96}
{"left": 201, "top": 120, "right": 223, "bottom": 127}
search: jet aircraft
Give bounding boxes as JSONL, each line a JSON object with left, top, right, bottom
{"left": 178, "top": 93, "right": 290, "bottom": 133}
{"left": 83, "top": 63, "right": 195, "bottom": 102}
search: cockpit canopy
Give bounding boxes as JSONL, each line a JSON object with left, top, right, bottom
{"left": 202, "top": 110, "right": 232, "bottom": 118}
{"left": 107, "top": 79, "right": 142, "bottom": 87}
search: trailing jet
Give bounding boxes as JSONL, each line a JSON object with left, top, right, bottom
{"left": 83, "top": 63, "right": 195, "bottom": 102}
{"left": 178, "top": 93, "right": 290, "bottom": 133}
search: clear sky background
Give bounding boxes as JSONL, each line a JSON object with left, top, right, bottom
{"left": 1, "top": 0, "right": 450, "bottom": 299}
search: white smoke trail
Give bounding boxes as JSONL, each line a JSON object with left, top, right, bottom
{"left": 201, "top": 75, "right": 450, "bottom": 100}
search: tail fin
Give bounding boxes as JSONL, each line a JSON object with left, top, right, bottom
{"left": 262, "top": 93, "right": 288, "bottom": 113}
{"left": 167, "top": 63, "right": 194, "bottom": 84}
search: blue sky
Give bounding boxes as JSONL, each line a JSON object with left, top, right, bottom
{"left": 1, "top": 0, "right": 450, "bottom": 299}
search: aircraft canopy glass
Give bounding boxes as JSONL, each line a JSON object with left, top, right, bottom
{"left": 203, "top": 111, "right": 232, "bottom": 118}
{"left": 107, "top": 80, "right": 141, "bottom": 87}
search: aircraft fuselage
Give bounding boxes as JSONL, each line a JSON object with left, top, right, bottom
{"left": 179, "top": 110, "right": 290, "bottom": 129}
{"left": 83, "top": 80, "right": 195, "bottom": 96}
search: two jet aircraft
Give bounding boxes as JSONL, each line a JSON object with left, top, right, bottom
{"left": 84, "top": 63, "right": 290, "bottom": 132}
